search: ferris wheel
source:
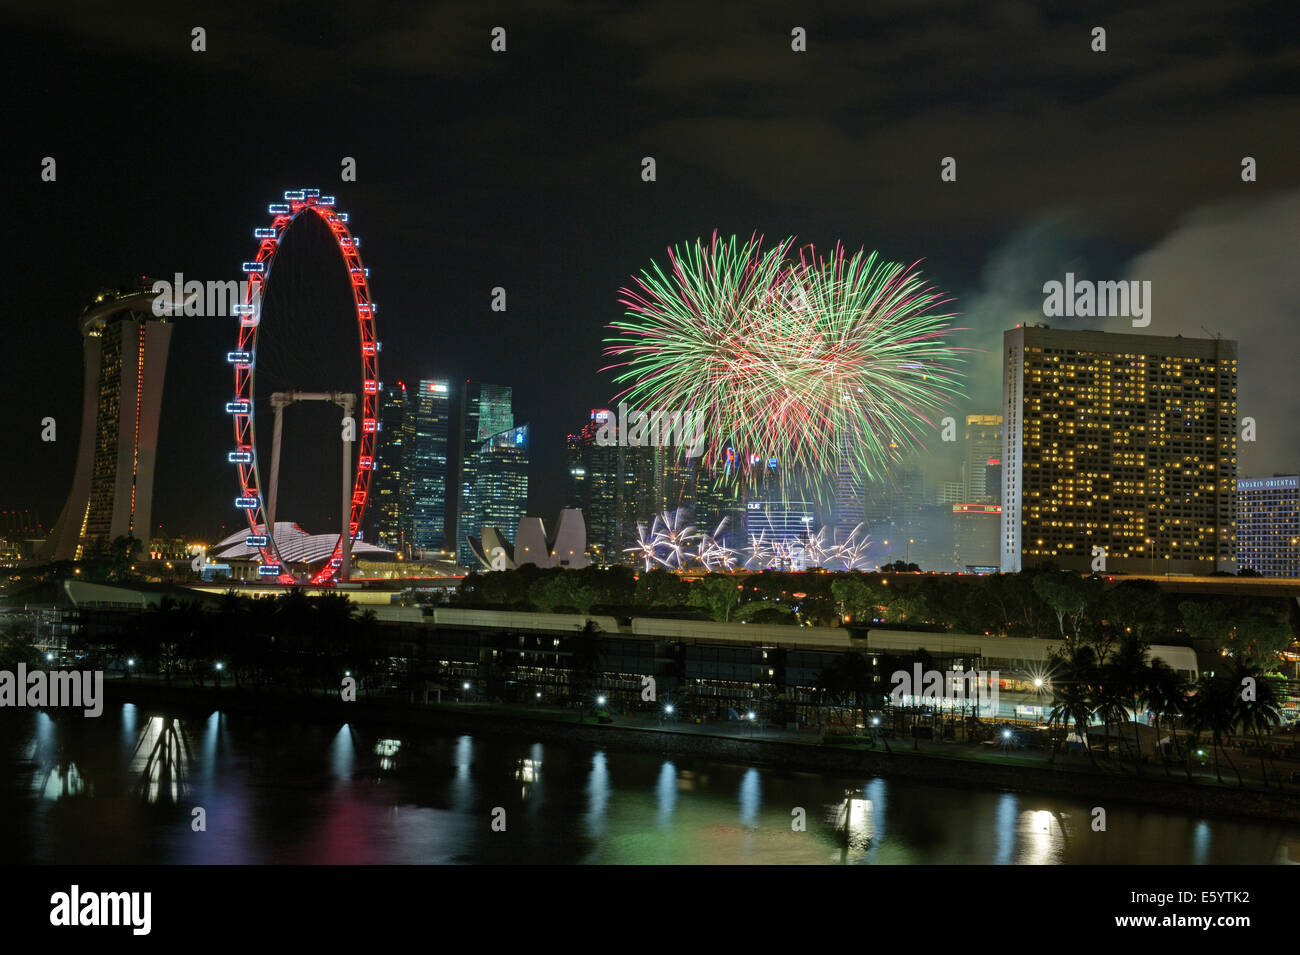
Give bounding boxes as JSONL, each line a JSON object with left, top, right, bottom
{"left": 227, "top": 188, "right": 378, "bottom": 585}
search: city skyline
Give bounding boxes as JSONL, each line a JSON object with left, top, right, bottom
{"left": 7, "top": 3, "right": 1300, "bottom": 544}
{"left": 5, "top": 0, "right": 1300, "bottom": 885}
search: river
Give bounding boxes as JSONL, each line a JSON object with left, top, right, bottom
{"left": 1, "top": 703, "right": 1295, "bottom": 864}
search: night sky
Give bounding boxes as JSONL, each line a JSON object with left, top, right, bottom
{"left": 6, "top": 1, "right": 1299, "bottom": 541}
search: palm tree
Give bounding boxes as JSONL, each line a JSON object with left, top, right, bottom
{"left": 1228, "top": 658, "right": 1284, "bottom": 788}
{"left": 1143, "top": 658, "right": 1187, "bottom": 778}
{"left": 1187, "top": 674, "right": 1242, "bottom": 786}
{"left": 1091, "top": 680, "right": 1131, "bottom": 771}
{"left": 1047, "top": 644, "right": 1098, "bottom": 767}
{"left": 1109, "top": 634, "right": 1152, "bottom": 772}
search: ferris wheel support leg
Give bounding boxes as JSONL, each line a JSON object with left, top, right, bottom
{"left": 268, "top": 402, "right": 285, "bottom": 533}
{"left": 341, "top": 428, "right": 352, "bottom": 581}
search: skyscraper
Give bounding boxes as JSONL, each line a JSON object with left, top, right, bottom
{"left": 476, "top": 384, "right": 513, "bottom": 441}
{"left": 42, "top": 287, "right": 174, "bottom": 560}
{"left": 1001, "top": 326, "right": 1237, "bottom": 574}
{"left": 953, "top": 413, "right": 1003, "bottom": 570}
{"left": 478, "top": 424, "right": 529, "bottom": 543}
{"left": 372, "top": 380, "right": 411, "bottom": 551}
{"left": 963, "top": 414, "right": 1003, "bottom": 504}
{"left": 743, "top": 498, "right": 815, "bottom": 568}
{"left": 831, "top": 435, "right": 866, "bottom": 543}
{"left": 567, "top": 410, "right": 621, "bottom": 564}
{"left": 1236, "top": 476, "right": 1300, "bottom": 577}
{"left": 410, "top": 378, "right": 450, "bottom": 552}
{"left": 453, "top": 380, "right": 480, "bottom": 567}
{"left": 453, "top": 382, "right": 514, "bottom": 566}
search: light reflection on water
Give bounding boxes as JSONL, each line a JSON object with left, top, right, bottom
{"left": 1, "top": 703, "right": 1297, "bottom": 865}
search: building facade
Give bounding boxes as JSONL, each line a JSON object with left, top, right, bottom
{"left": 42, "top": 287, "right": 175, "bottom": 561}
{"left": 1001, "top": 326, "right": 1238, "bottom": 574}
{"left": 373, "top": 380, "right": 412, "bottom": 552}
{"left": 963, "top": 414, "right": 1003, "bottom": 504}
{"left": 477, "top": 424, "right": 529, "bottom": 543}
{"left": 1236, "top": 475, "right": 1300, "bottom": 577}
{"left": 410, "top": 378, "right": 450, "bottom": 552}
{"left": 567, "top": 410, "right": 622, "bottom": 564}
{"left": 454, "top": 382, "right": 515, "bottom": 566}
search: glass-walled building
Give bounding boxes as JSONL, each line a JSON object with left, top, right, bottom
{"left": 410, "top": 378, "right": 450, "bottom": 551}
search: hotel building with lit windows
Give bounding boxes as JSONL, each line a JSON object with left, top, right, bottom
{"left": 1000, "top": 326, "right": 1237, "bottom": 574}
{"left": 41, "top": 287, "right": 175, "bottom": 561}
{"left": 1236, "top": 475, "right": 1300, "bottom": 577}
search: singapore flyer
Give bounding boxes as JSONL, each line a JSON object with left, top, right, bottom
{"left": 227, "top": 188, "right": 378, "bottom": 586}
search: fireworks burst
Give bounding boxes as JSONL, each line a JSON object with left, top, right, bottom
{"left": 650, "top": 508, "right": 696, "bottom": 569}
{"left": 803, "top": 523, "right": 872, "bottom": 571}
{"left": 604, "top": 233, "right": 966, "bottom": 500}
{"left": 696, "top": 517, "right": 738, "bottom": 571}
{"left": 624, "top": 521, "right": 659, "bottom": 571}
{"left": 623, "top": 508, "right": 869, "bottom": 573}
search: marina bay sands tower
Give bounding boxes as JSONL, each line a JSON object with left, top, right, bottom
{"left": 41, "top": 286, "right": 175, "bottom": 561}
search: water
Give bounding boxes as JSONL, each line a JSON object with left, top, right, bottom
{"left": 1, "top": 703, "right": 1295, "bottom": 864}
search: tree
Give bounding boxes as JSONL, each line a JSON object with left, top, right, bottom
{"left": 688, "top": 575, "right": 745, "bottom": 622}
{"left": 1033, "top": 571, "right": 1096, "bottom": 640}
{"left": 567, "top": 621, "right": 603, "bottom": 716}
{"left": 830, "top": 576, "right": 885, "bottom": 625}
{"left": 1104, "top": 580, "right": 1167, "bottom": 644}
{"left": 879, "top": 560, "right": 919, "bottom": 573}
{"left": 1186, "top": 673, "right": 1242, "bottom": 785}
{"left": 1228, "top": 658, "right": 1285, "bottom": 787}
{"left": 1143, "top": 658, "right": 1188, "bottom": 778}
{"left": 815, "top": 650, "right": 876, "bottom": 742}
{"left": 80, "top": 534, "right": 143, "bottom": 583}
{"left": 1107, "top": 634, "right": 1152, "bottom": 771}
{"left": 635, "top": 569, "right": 688, "bottom": 607}
{"left": 1179, "top": 597, "right": 1294, "bottom": 665}
{"left": 0, "top": 624, "right": 41, "bottom": 671}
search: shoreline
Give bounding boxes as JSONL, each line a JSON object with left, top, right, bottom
{"left": 103, "top": 680, "right": 1300, "bottom": 826}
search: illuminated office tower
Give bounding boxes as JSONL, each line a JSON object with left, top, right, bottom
{"left": 478, "top": 424, "right": 530, "bottom": 544}
{"left": 42, "top": 287, "right": 174, "bottom": 561}
{"left": 938, "top": 481, "right": 965, "bottom": 505}
{"left": 1001, "top": 326, "right": 1237, "bottom": 574}
{"left": 476, "top": 384, "right": 513, "bottom": 442}
{"left": 372, "top": 381, "right": 411, "bottom": 551}
{"left": 963, "top": 414, "right": 1003, "bottom": 504}
{"left": 952, "top": 413, "right": 1003, "bottom": 569}
{"left": 1236, "top": 476, "right": 1300, "bottom": 577}
{"left": 743, "top": 498, "right": 815, "bottom": 568}
{"left": 410, "top": 378, "right": 450, "bottom": 551}
{"left": 454, "top": 382, "right": 515, "bottom": 566}
{"left": 953, "top": 504, "right": 1001, "bottom": 572}
{"left": 567, "top": 410, "right": 621, "bottom": 563}
{"left": 831, "top": 434, "right": 866, "bottom": 542}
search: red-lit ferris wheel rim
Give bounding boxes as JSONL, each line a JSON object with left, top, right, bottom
{"left": 229, "top": 188, "right": 378, "bottom": 585}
